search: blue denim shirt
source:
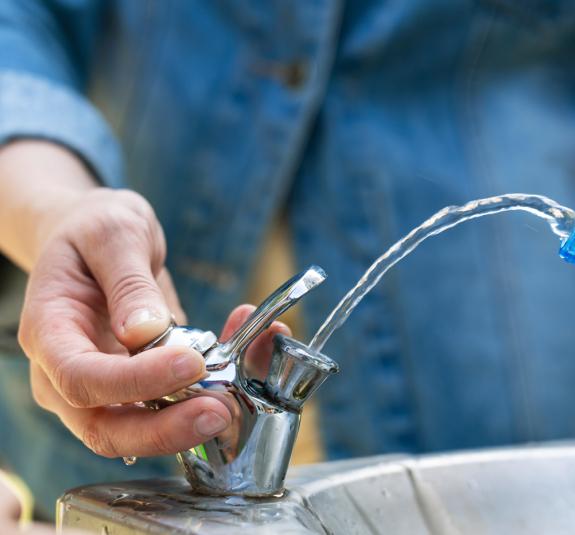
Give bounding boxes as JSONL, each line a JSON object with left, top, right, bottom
{"left": 2, "top": 0, "right": 575, "bottom": 514}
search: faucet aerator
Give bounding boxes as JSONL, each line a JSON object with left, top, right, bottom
{"left": 264, "top": 334, "right": 339, "bottom": 411}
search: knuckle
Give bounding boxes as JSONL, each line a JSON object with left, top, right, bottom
{"left": 82, "top": 416, "right": 118, "bottom": 458}
{"left": 108, "top": 272, "right": 159, "bottom": 309}
{"left": 89, "top": 209, "right": 143, "bottom": 244}
{"left": 149, "top": 426, "right": 176, "bottom": 455}
{"left": 30, "top": 383, "right": 50, "bottom": 410}
{"left": 79, "top": 206, "right": 150, "bottom": 250}
{"left": 17, "top": 305, "right": 44, "bottom": 359}
{"left": 17, "top": 321, "right": 32, "bottom": 356}
{"left": 115, "top": 189, "right": 154, "bottom": 218}
{"left": 73, "top": 191, "right": 164, "bottom": 267}
{"left": 114, "top": 190, "right": 163, "bottom": 255}
{"left": 122, "top": 364, "right": 145, "bottom": 400}
{"left": 53, "top": 358, "right": 91, "bottom": 408}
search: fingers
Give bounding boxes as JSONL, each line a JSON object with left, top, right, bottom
{"left": 19, "top": 188, "right": 237, "bottom": 461}
{"left": 44, "top": 343, "right": 206, "bottom": 408}
{"left": 70, "top": 191, "right": 172, "bottom": 351}
{"left": 31, "top": 364, "right": 232, "bottom": 457}
{"left": 244, "top": 320, "right": 291, "bottom": 378}
{"left": 220, "top": 305, "right": 292, "bottom": 380}
{"left": 220, "top": 304, "right": 256, "bottom": 342}
{"left": 21, "top": 232, "right": 207, "bottom": 413}
{"left": 24, "top": 301, "right": 207, "bottom": 409}
{"left": 85, "top": 399, "right": 231, "bottom": 457}
{"left": 0, "top": 475, "right": 21, "bottom": 522}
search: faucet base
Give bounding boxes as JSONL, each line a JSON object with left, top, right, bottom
{"left": 178, "top": 409, "right": 300, "bottom": 497}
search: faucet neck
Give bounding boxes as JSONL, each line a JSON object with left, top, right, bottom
{"left": 219, "top": 266, "right": 327, "bottom": 360}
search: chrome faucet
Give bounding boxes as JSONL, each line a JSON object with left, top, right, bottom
{"left": 134, "top": 265, "right": 339, "bottom": 497}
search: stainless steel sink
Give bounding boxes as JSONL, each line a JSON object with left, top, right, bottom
{"left": 57, "top": 443, "right": 575, "bottom": 534}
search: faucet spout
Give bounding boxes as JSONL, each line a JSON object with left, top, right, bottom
{"left": 219, "top": 265, "right": 326, "bottom": 361}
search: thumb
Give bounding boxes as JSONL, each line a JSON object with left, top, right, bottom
{"left": 74, "top": 225, "right": 172, "bottom": 351}
{"left": 100, "top": 260, "right": 171, "bottom": 350}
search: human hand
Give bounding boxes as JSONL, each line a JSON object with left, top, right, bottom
{"left": 0, "top": 472, "right": 85, "bottom": 535}
{"left": 18, "top": 187, "right": 289, "bottom": 459}
{"left": 0, "top": 473, "right": 21, "bottom": 529}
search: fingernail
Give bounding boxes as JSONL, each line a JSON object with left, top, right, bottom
{"left": 172, "top": 351, "right": 205, "bottom": 381}
{"left": 124, "top": 308, "right": 166, "bottom": 330}
{"left": 194, "top": 411, "right": 228, "bottom": 437}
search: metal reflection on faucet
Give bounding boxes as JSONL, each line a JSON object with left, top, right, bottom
{"left": 134, "top": 265, "right": 339, "bottom": 497}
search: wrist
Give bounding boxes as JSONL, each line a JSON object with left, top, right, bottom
{"left": 28, "top": 188, "right": 92, "bottom": 263}
{"left": 0, "top": 140, "right": 99, "bottom": 271}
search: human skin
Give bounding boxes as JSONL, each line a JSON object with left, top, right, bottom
{"left": 0, "top": 473, "right": 87, "bottom": 534}
{"left": 0, "top": 139, "right": 289, "bottom": 459}
{"left": 0, "top": 475, "right": 52, "bottom": 535}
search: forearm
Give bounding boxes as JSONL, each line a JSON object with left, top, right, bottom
{"left": 0, "top": 140, "right": 98, "bottom": 272}
{"left": 0, "top": 0, "right": 123, "bottom": 272}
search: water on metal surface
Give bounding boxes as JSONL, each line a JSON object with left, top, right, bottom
{"left": 59, "top": 445, "right": 575, "bottom": 534}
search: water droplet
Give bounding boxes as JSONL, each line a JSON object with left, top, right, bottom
{"left": 123, "top": 456, "right": 137, "bottom": 466}
{"left": 224, "top": 495, "right": 249, "bottom": 506}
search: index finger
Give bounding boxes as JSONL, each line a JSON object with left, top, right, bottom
{"left": 24, "top": 298, "right": 207, "bottom": 408}
{"left": 20, "top": 244, "right": 207, "bottom": 408}
{"left": 30, "top": 364, "right": 232, "bottom": 458}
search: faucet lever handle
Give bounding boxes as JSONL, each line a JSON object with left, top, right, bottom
{"left": 221, "top": 265, "right": 326, "bottom": 358}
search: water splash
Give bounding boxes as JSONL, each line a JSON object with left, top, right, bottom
{"left": 309, "top": 194, "right": 575, "bottom": 353}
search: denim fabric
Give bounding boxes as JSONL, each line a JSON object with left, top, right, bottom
{"left": 2, "top": 0, "right": 575, "bottom": 513}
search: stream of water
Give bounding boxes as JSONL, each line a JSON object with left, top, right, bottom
{"left": 124, "top": 193, "right": 575, "bottom": 467}
{"left": 308, "top": 193, "right": 575, "bottom": 353}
